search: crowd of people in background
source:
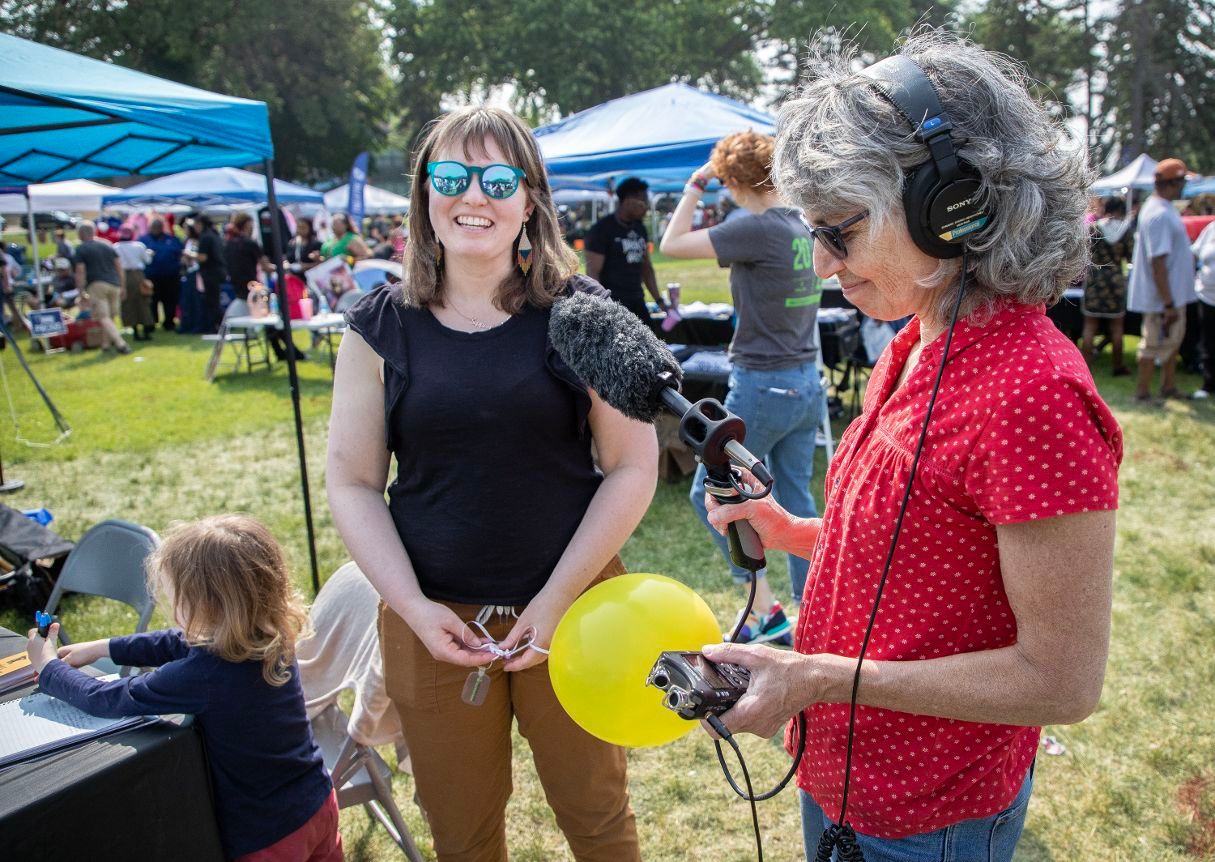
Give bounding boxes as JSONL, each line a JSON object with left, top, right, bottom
{"left": 1081, "top": 166, "right": 1215, "bottom": 402}
{"left": 1, "top": 205, "right": 408, "bottom": 355}
{"left": 0, "top": 157, "right": 1211, "bottom": 399}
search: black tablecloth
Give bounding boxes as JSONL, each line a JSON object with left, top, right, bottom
{"left": 0, "top": 629, "right": 224, "bottom": 860}
{"left": 825, "top": 284, "right": 1144, "bottom": 341}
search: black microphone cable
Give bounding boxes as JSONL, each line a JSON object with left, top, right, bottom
{"left": 705, "top": 529, "right": 809, "bottom": 860}
{"left": 707, "top": 713, "right": 764, "bottom": 860}
{"left": 820, "top": 254, "right": 971, "bottom": 860}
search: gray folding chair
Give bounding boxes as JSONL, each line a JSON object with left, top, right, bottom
{"left": 311, "top": 702, "right": 425, "bottom": 861}
{"left": 43, "top": 519, "right": 159, "bottom": 677}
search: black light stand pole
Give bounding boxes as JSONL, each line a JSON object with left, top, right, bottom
{"left": 0, "top": 299, "right": 71, "bottom": 438}
{"left": 263, "top": 159, "right": 320, "bottom": 594}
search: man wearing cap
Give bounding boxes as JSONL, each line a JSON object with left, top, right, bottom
{"left": 1127, "top": 157, "right": 1196, "bottom": 401}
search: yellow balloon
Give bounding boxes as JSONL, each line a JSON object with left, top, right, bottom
{"left": 549, "top": 573, "right": 722, "bottom": 748}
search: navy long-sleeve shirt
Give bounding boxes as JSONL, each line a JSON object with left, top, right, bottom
{"left": 37, "top": 629, "right": 332, "bottom": 859}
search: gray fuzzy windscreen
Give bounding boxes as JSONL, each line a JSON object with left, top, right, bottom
{"left": 548, "top": 291, "right": 683, "bottom": 423}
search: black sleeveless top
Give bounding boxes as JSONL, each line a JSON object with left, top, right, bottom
{"left": 343, "top": 276, "right": 609, "bottom": 604}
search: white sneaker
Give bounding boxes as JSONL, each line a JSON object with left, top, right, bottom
{"left": 1192, "top": 389, "right": 1211, "bottom": 400}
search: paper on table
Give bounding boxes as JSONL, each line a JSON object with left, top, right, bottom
{"left": 0, "top": 690, "right": 149, "bottom": 769}
{"left": 0, "top": 652, "right": 36, "bottom": 695}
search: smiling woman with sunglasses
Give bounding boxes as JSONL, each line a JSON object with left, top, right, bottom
{"left": 325, "top": 106, "right": 653, "bottom": 862}
{"left": 695, "top": 30, "right": 1123, "bottom": 862}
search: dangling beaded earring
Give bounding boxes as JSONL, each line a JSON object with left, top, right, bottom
{"left": 516, "top": 221, "right": 532, "bottom": 275}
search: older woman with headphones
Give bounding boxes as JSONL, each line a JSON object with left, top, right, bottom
{"left": 699, "top": 30, "right": 1123, "bottom": 862}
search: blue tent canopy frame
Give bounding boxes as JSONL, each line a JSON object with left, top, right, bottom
{"left": 103, "top": 167, "right": 324, "bottom": 209}
{"left": 536, "top": 83, "right": 777, "bottom": 188}
{"left": 0, "top": 33, "right": 273, "bottom": 184}
{"left": 0, "top": 33, "right": 321, "bottom": 592}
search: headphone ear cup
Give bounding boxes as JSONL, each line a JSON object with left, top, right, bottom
{"left": 903, "top": 164, "right": 990, "bottom": 260}
{"left": 902, "top": 163, "right": 958, "bottom": 259}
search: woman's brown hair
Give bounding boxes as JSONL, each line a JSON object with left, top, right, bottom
{"left": 404, "top": 106, "right": 579, "bottom": 314}
{"left": 148, "top": 515, "right": 309, "bottom": 686}
{"left": 709, "top": 130, "right": 776, "bottom": 194}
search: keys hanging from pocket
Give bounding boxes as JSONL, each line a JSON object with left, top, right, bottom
{"left": 462, "top": 665, "right": 491, "bottom": 706}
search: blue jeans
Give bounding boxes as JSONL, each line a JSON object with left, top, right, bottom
{"left": 689, "top": 362, "right": 823, "bottom": 600}
{"left": 799, "top": 765, "right": 1033, "bottom": 862}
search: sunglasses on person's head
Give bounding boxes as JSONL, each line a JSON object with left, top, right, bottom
{"left": 427, "top": 160, "right": 527, "bottom": 199}
{"left": 810, "top": 211, "right": 869, "bottom": 261}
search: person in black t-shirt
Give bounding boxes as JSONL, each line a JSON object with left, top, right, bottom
{"left": 224, "top": 212, "right": 268, "bottom": 302}
{"left": 328, "top": 106, "right": 654, "bottom": 861}
{"left": 184, "top": 216, "right": 227, "bottom": 333}
{"left": 285, "top": 217, "right": 324, "bottom": 274}
{"left": 584, "top": 177, "right": 668, "bottom": 323}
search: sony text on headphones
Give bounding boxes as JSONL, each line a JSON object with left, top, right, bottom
{"left": 859, "top": 55, "right": 991, "bottom": 259}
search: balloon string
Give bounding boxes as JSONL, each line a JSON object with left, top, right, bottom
{"left": 462, "top": 620, "right": 547, "bottom": 658}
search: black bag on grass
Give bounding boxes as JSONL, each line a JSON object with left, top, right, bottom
{"left": 0, "top": 504, "right": 74, "bottom": 615}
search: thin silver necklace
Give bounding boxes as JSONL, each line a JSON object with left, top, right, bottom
{"left": 445, "top": 295, "right": 501, "bottom": 330}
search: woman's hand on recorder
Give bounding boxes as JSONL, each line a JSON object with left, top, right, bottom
{"left": 698, "top": 642, "right": 837, "bottom": 739}
{"left": 401, "top": 598, "right": 494, "bottom": 668}
{"left": 500, "top": 593, "right": 566, "bottom": 672}
{"left": 705, "top": 473, "right": 822, "bottom": 559}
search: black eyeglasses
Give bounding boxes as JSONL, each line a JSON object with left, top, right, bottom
{"left": 810, "top": 211, "right": 869, "bottom": 261}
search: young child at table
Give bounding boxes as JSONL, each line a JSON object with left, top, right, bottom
{"left": 26, "top": 515, "right": 341, "bottom": 862}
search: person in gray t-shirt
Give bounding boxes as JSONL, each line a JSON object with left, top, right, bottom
{"left": 72, "top": 222, "right": 130, "bottom": 353}
{"left": 661, "top": 131, "right": 824, "bottom": 640}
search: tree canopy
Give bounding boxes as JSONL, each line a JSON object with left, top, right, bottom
{"left": 1, "top": 0, "right": 1211, "bottom": 179}
{"left": 0, "top": 0, "right": 393, "bottom": 180}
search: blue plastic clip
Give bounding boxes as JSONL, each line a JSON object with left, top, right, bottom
{"left": 35, "top": 611, "right": 53, "bottom": 638}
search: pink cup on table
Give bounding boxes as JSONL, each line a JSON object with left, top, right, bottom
{"left": 297, "top": 296, "right": 314, "bottom": 320}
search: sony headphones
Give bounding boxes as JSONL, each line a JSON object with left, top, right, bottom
{"left": 859, "top": 55, "right": 991, "bottom": 259}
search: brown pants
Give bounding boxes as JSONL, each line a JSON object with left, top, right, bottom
{"left": 380, "top": 558, "right": 640, "bottom": 862}
{"left": 121, "top": 270, "right": 153, "bottom": 328}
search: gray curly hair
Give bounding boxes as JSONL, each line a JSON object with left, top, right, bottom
{"left": 773, "top": 29, "right": 1093, "bottom": 324}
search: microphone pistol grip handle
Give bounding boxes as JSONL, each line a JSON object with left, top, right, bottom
{"left": 727, "top": 519, "right": 766, "bottom": 573}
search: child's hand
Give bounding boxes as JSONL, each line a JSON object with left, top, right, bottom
{"left": 58, "top": 639, "right": 110, "bottom": 668}
{"left": 26, "top": 622, "right": 61, "bottom": 672}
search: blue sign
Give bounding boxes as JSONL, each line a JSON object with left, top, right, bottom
{"left": 29, "top": 309, "right": 67, "bottom": 337}
{"left": 347, "top": 151, "right": 369, "bottom": 233}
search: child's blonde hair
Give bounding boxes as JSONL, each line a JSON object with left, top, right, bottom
{"left": 148, "top": 515, "right": 309, "bottom": 686}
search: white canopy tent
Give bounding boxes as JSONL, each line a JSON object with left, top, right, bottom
{"left": 1092, "top": 154, "right": 1158, "bottom": 194}
{"left": 322, "top": 183, "right": 410, "bottom": 216}
{"left": 0, "top": 178, "right": 121, "bottom": 214}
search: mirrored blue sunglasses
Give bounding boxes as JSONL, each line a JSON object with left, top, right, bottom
{"left": 427, "top": 160, "right": 527, "bottom": 199}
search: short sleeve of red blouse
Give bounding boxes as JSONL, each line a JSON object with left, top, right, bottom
{"left": 964, "top": 369, "right": 1122, "bottom": 525}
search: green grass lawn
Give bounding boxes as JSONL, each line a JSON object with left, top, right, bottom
{"left": 1, "top": 263, "right": 1213, "bottom": 861}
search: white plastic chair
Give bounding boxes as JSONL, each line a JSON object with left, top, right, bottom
{"left": 311, "top": 703, "right": 424, "bottom": 861}
{"left": 298, "top": 562, "right": 421, "bottom": 859}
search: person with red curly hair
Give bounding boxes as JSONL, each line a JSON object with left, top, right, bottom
{"left": 661, "top": 130, "right": 823, "bottom": 643}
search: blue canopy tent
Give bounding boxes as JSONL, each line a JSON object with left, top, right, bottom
{"left": 103, "top": 167, "right": 323, "bottom": 209}
{"left": 0, "top": 33, "right": 320, "bottom": 590}
{"left": 535, "top": 83, "right": 776, "bottom": 186}
{"left": 1183, "top": 177, "right": 1215, "bottom": 198}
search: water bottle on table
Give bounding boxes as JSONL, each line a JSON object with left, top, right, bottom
{"left": 661, "top": 282, "right": 682, "bottom": 332}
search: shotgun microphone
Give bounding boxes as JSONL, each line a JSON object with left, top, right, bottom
{"left": 549, "top": 290, "right": 772, "bottom": 570}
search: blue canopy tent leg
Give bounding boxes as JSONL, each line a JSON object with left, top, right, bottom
{"left": 24, "top": 193, "right": 44, "bottom": 306}
{"left": 264, "top": 159, "right": 320, "bottom": 595}
{"left": 0, "top": 32, "right": 323, "bottom": 593}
